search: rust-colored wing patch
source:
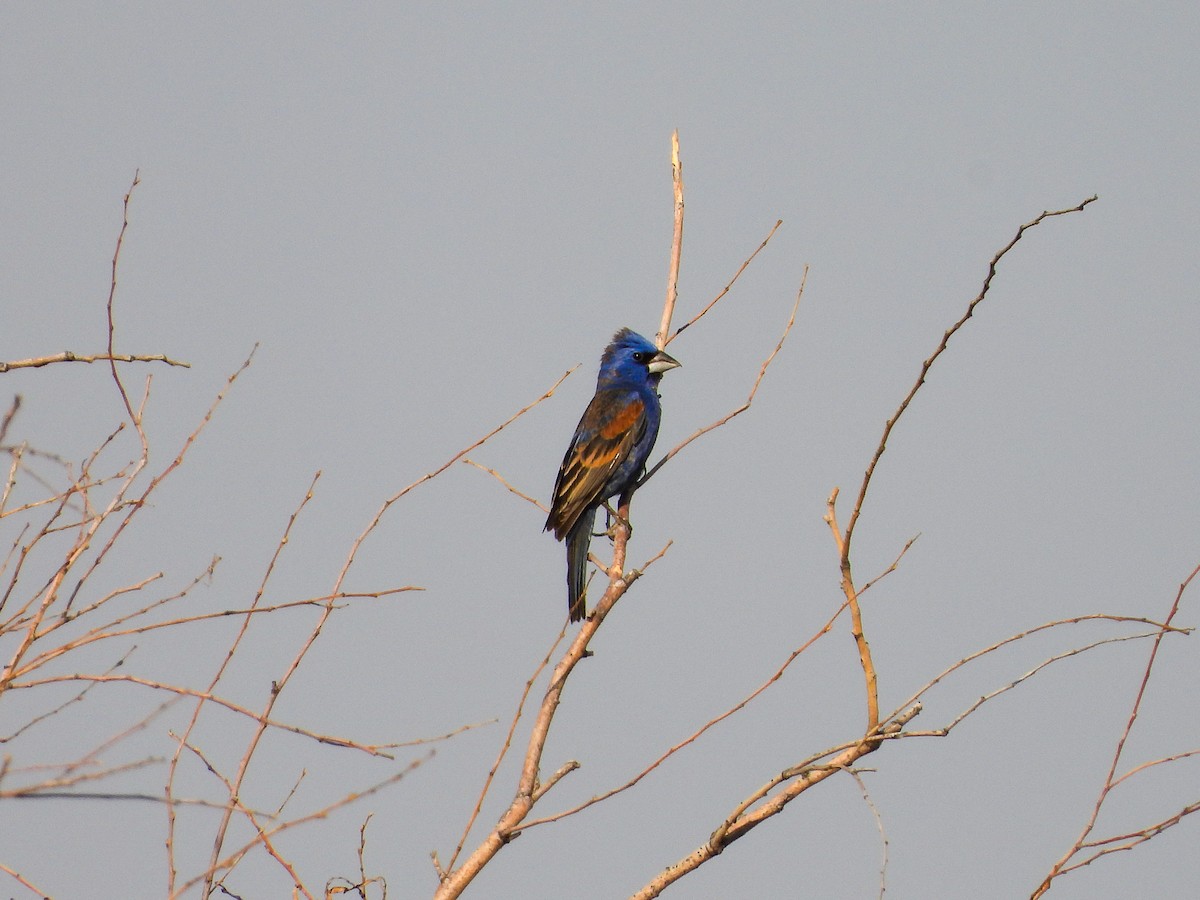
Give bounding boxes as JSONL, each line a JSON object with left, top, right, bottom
{"left": 545, "top": 393, "right": 647, "bottom": 539}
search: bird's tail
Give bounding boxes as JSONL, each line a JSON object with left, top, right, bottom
{"left": 566, "top": 508, "right": 596, "bottom": 622}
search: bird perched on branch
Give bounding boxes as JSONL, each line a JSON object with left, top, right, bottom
{"left": 545, "top": 328, "right": 681, "bottom": 622}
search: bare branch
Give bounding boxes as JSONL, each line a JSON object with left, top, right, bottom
{"left": 0, "top": 352, "right": 190, "bottom": 373}
{"left": 889, "top": 613, "right": 1189, "bottom": 721}
{"left": 1044, "top": 798, "right": 1200, "bottom": 884}
{"left": 445, "top": 627, "right": 568, "bottom": 873}
{"left": 1110, "top": 748, "right": 1200, "bottom": 790}
{"left": 0, "top": 395, "right": 20, "bottom": 443}
{"left": 633, "top": 707, "right": 921, "bottom": 899}
{"left": 13, "top": 672, "right": 406, "bottom": 757}
{"left": 461, "top": 457, "right": 546, "bottom": 511}
{"left": 642, "top": 270, "right": 804, "bottom": 487}
{"left": 859, "top": 533, "right": 920, "bottom": 596}
{"left": 848, "top": 768, "right": 890, "bottom": 900}
{"left": 667, "top": 218, "right": 783, "bottom": 344}
{"left": 3, "top": 755, "right": 163, "bottom": 798}
{"left": 328, "top": 814, "right": 388, "bottom": 899}
{"left": 841, "top": 196, "right": 1099, "bottom": 560}
{"left": 172, "top": 756, "right": 430, "bottom": 900}
{"left": 0, "top": 861, "right": 55, "bottom": 898}
{"left": 822, "top": 196, "right": 1099, "bottom": 738}
{"left": 825, "top": 486, "right": 879, "bottom": 730}
{"left": 433, "top": 503, "right": 640, "bottom": 899}
{"left": 657, "top": 129, "right": 684, "bottom": 348}
{"left": 518, "top": 587, "right": 854, "bottom": 833}
{"left": 925, "top": 629, "right": 1168, "bottom": 737}
{"left": 331, "top": 367, "right": 575, "bottom": 597}
{"left": 1032, "top": 562, "right": 1200, "bottom": 898}
{"left": 171, "top": 472, "right": 317, "bottom": 890}
{"left": 446, "top": 148, "right": 794, "bottom": 895}
{"left": 105, "top": 170, "right": 151, "bottom": 447}
{"left": 62, "top": 344, "right": 257, "bottom": 617}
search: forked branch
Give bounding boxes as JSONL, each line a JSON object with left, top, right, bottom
{"left": 828, "top": 196, "right": 1099, "bottom": 732}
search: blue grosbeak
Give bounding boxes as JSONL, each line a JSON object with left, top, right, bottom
{"left": 546, "top": 328, "right": 681, "bottom": 621}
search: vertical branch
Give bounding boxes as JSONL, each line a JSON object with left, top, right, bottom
{"left": 830, "top": 197, "right": 1098, "bottom": 735}
{"left": 841, "top": 196, "right": 1098, "bottom": 559}
{"left": 657, "top": 130, "right": 684, "bottom": 348}
{"left": 825, "top": 488, "right": 879, "bottom": 730}
{"left": 434, "top": 516, "right": 641, "bottom": 900}
{"left": 106, "top": 170, "right": 148, "bottom": 452}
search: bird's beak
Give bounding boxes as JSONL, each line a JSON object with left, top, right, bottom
{"left": 648, "top": 349, "right": 681, "bottom": 375}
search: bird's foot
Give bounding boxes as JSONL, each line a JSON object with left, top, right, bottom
{"left": 601, "top": 501, "right": 632, "bottom": 539}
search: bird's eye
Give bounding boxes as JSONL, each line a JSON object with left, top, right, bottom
{"left": 632, "top": 351, "right": 647, "bottom": 363}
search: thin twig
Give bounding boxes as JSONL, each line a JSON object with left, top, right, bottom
{"left": 518, "top": 588, "right": 854, "bottom": 832}
{"left": 190, "top": 472, "right": 322, "bottom": 894}
{"left": 657, "top": 129, "right": 684, "bottom": 349}
{"left": 848, "top": 768, "right": 889, "bottom": 900}
{"left": 936, "top": 630, "right": 1166, "bottom": 735}
{"left": 859, "top": 534, "right": 920, "bottom": 596}
{"left": 172, "top": 757, "right": 429, "bottom": 900}
{"left": 106, "top": 170, "right": 149, "bottom": 447}
{"left": 667, "top": 218, "right": 783, "bottom": 343}
{"left": 445, "top": 626, "right": 568, "bottom": 873}
{"left": 642, "top": 270, "right": 805, "bottom": 487}
{"left": 828, "top": 196, "right": 1100, "bottom": 737}
{"left": 1110, "top": 748, "right": 1200, "bottom": 790}
{"left": 14, "top": 672, "right": 406, "bottom": 756}
{"left": 63, "top": 344, "right": 258, "bottom": 616}
{"left": 889, "top": 613, "right": 1187, "bottom": 721}
{"left": 0, "top": 862, "right": 55, "bottom": 898}
{"left": 1031, "top": 562, "right": 1200, "bottom": 899}
{"left": 332, "top": 368, "right": 575, "bottom": 597}
{"left": 3, "top": 755, "right": 162, "bottom": 796}
{"left": 0, "top": 395, "right": 20, "bottom": 443}
{"left": 461, "top": 458, "right": 546, "bottom": 511}
{"left": 435, "top": 488, "right": 657, "bottom": 898}
{"left": 1048, "top": 798, "right": 1200, "bottom": 881}
{"left": 841, "top": 196, "right": 1099, "bottom": 559}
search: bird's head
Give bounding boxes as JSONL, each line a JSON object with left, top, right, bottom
{"left": 599, "top": 328, "right": 681, "bottom": 387}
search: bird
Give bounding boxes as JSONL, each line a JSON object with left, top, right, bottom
{"left": 545, "top": 327, "right": 681, "bottom": 622}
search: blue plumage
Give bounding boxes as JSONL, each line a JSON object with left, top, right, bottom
{"left": 545, "top": 328, "right": 681, "bottom": 621}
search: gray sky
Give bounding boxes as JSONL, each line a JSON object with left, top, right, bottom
{"left": 3, "top": 4, "right": 1198, "bottom": 898}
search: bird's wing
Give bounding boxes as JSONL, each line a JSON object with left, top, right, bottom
{"left": 546, "top": 391, "right": 647, "bottom": 539}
